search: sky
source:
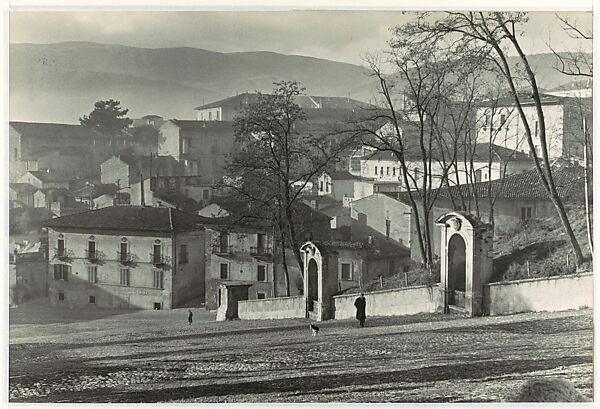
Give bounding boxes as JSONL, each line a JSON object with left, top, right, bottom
{"left": 9, "top": 10, "right": 593, "bottom": 66}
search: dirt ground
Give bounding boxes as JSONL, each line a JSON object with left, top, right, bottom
{"left": 9, "top": 300, "right": 593, "bottom": 403}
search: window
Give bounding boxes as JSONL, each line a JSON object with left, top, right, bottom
{"left": 216, "top": 110, "right": 220, "bottom": 121}
{"left": 534, "top": 121, "right": 539, "bottom": 137}
{"left": 256, "top": 233, "right": 266, "bottom": 254}
{"left": 500, "top": 113, "right": 506, "bottom": 125}
{"left": 257, "top": 265, "right": 266, "bottom": 282}
{"left": 341, "top": 263, "right": 352, "bottom": 280}
{"left": 326, "top": 182, "right": 330, "bottom": 192}
{"left": 319, "top": 181, "right": 324, "bottom": 191}
{"left": 475, "top": 169, "right": 482, "bottom": 182}
{"left": 380, "top": 167, "right": 384, "bottom": 176}
{"left": 520, "top": 207, "right": 533, "bottom": 221}
{"left": 483, "top": 173, "right": 488, "bottom": 181}
{"left": 153, "top": 270, "right": 164, "bottom": 289}
{"left": 387, "top": 167, "right": 390, "bottom": 176}
{"left": 87, "top": 265, "right": 97, "bottom": 283}
{"left": 53, "top": 264, "right": 70, "bottom": 281}
{"left": 219, "top": 233, "right": 229, "bottom": 253}
{"left": 154, "top": 302, "right": 162, "bottom": 310}
{"left": 392, "top": 167, "right": 396, "bottom": 176}
{"left": 88, "top": 239, "right": 96, "bottom": 259}
{"left": 203, "top": 189, "right": 210, "bottom": 200}
{"left": 120, "top": 268, "right": 130, "bottom": 286}
{"left": 386, "top": 219, "right": 391, "bottom": 237}
{"left": 57, "top": 237, "right": 65, "bottom": 257}
{"left": 120, "top": 241, "right": 129, "bottom": 262}
{"left": 374, "top": 166, "right": 378, "bottom": 175}
{"left": 153, "top": 243, "right": 162, "bottom": 264}
{"left": 58, "top": 292, "right": 65, "bottom": 301}
{"left": 257, "top": 292, "right": 266, "bottom": 300}
{"left": 89, "top": 295, "right": 96, "bottom": 304}
{"left": 220, "top": 263, "right": 228, "bottom": 279}
{"left": 209, "top": 112, "right": 212, "bottom": 121}
{"left": 179, "top": 244, "right": 188, "bottom": 264}
{"left": 350, "top": 158, "right": 361, "bottom": 172}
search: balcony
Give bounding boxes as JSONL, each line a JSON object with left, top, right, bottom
{"left": 150, "top": 253, "right": 168, "bottom": 267}
{"left": 86, "top": 250, "right": 99, "bottom": 262}
{"left": 117, "top": 251, "right": 133, "bottom": 265}
{"left": 249, "top": 246, "right": 273, "bottom": 256}
{"left": 54, "top": 248, "right": 73, "bottom": 261}
{"left": 212, "top": 245, "right": 233, "bottom": 255}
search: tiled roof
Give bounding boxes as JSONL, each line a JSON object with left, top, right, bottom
{"left": 328, "top": 171, "right": 374, "bottom": 181}
{"left": 476, "top": 93, "right": 564, "bottom": 108}
{"left": 169, "top": 119, "right": 234, "bottom": 131}
{"left": 195, "top": 93, "right": 377, "bottom": 111}
{"left": 114, "top": 154, "right": 183, "bottom": 177}
{"left": 390, "top": 166, "right": 584, "bottom": 201}
{"left": 25, "top": 170, "right": 71, "bottom": 183}
{"left": 9, "top": 183, "right": 39, "bottom": 195}
{"left": 21, "top": 146, "right": 91, "bottom": 160}
{"left": 359, "top": 144, "right": 531, "bottom": 163}
{"left": 43, "top": 206, "right": 207, "bottom": 232}
{"left": 10, "top": 122, "right": 98, "bottom": 139}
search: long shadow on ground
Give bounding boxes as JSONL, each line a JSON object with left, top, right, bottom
{"left": 19, "top": 355, "right": 591, "bottom": 403}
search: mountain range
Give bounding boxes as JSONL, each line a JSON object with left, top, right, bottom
{"left": 9, "top": 41, "right": 590, "bottom": 124}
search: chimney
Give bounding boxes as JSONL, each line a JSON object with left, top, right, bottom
{"left": 140, "top": 173, "right": 145, "bottom": 206}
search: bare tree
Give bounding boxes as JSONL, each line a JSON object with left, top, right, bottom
{"left": 224, "top": 81, "right": 358, "bottom": 293}
{"left": 395, "top": 11, "right": 586, "bottom": 265}
{"left": 549, "top": 14, "right": 592, "bottom": 78}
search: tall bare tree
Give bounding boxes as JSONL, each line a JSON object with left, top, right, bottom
{"left": 395, "top": 11, "right": 586, "bottom": 264}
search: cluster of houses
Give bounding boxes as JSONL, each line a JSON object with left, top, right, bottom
{"left": 8, "top": 86, "right": 590, "bottom": 309}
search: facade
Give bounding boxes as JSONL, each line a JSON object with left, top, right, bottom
{"left": 320, "top": 171, "right": 375, "bottom": 204}
{"left": 195, "top": 93, "right": 376, "bottom": 122}
{"left": 476, "top": 94, "right": 592, "bottom": 161}
{"left": 9, "top": 241, "right": 48, "bottom": 305}
{"left": 351, "top": 144, "right": 534, "bottom": 189}
{"left": 100, "top": 154, "right": 183, "bottom": 187}
{"left": 17, "top": 171, "right": 71, "bottom": 190}
{"left": 156, "top": 120, "right": 235, "bottom": 182}
{"left": 43, "top": 206, "right": 207, "bottom": 310}
{"left": 9, "top": 183, "right": 38, "bottom": 208}
{"left": 203, "top": 227, "right": 275, "bottom": 310}
{"left": 9, "top": 122, "right": 141, "bottom": 183}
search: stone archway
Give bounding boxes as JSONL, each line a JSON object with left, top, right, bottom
{"left": 447, "top": 233, "right": 467, "bottom": 308}
{"left": 436, "top": 212, "right": 493, "bottom": 316}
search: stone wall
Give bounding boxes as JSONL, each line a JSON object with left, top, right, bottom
{"left": 333, "top": 285, "right": 442, "bottom": 320}
{"left": 238, "top": 296, "right": 306, "bottom": 320}
{"left": 484, "top": 272, "right": 593, "bottom": 315}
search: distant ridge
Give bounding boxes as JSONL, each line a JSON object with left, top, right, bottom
{"left": 9, "top": 42, "right": 589, "bottom": 124}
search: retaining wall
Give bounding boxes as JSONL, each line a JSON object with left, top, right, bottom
{"left": 333, "top": 285, "right": 442, "bottom": 320}
{"left": 238, "top": 295, "right": 306, "bottom": 320}
{"left": 484, "top": 272, "right": 593, "bottom": 315}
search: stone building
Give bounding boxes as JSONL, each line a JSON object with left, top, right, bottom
{"left": 476, "top": 93, "right": 592, "bottom": 162}
{"left": 43, "top": 206, "right": 207, "bottom": 310}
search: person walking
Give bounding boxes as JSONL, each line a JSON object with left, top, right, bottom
{"left": 188, "top": 309, "right": 193, "bottom": 326}
{"left": 354, "top": 293, "right": 366, "bottom": 327}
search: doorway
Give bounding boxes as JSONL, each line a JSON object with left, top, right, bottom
{"left": 447, "top": 233, "right": 466, "bottom": 308}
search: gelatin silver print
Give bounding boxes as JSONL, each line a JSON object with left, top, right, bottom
{"left": 7, "top": 7, "right": 594, "bottom": 403}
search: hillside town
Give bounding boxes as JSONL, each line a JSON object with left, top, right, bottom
{"left": 8, "top": 10, "right": 593, "bottom": 404}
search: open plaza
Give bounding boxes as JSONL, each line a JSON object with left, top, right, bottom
{"left": 9, "top": 301, "right": 593, "bottom": 403}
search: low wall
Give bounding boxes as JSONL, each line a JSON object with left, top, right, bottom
{"left": 238, "top": 295, "right": 306, "bottom": 320}
{"left": 484, "top": 272, "right": 593, "bottom": 316}
{"left": 333, "top": 285, "right": 442, "bottom": 320}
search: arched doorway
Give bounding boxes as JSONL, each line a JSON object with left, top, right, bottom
{"left": 307, "top": 259, "right": 318, "bottom": 311}
{"left": 447, "top": 233, "right": 466, "bottom": 308}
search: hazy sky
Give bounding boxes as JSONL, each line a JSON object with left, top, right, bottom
{"left": 10, "top": 10, "right": 593, "bottom": 66}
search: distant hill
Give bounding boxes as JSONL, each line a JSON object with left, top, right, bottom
{"left": 9, "top": 42, "right": 590, "bottom": 124}
{"left": 9, "top": 42, "right": 380, "bottom": 123}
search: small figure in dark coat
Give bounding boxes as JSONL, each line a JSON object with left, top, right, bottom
{"left": 354, "top": 293, "right": 366, "bottom": 327}
{"left": 188, "top": 309, "right": 193, "bottom": 326}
